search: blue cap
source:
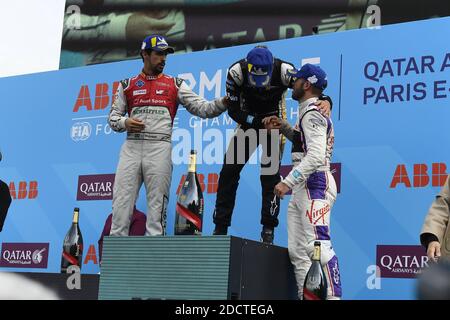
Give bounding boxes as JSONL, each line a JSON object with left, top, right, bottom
{"left": 141, "top": 35, "right": 175, "bottom": 53}
{"left": 246, "top": 46, "right": 274, "bottom": 87}
{"left": 288, "top": 63, "right": 327, "bottom": 90}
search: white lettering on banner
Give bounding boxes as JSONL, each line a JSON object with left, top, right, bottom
{"left": 253, "top": 28, "right": 266, "bottom": 42}
{"left": 290, "top": 106, "right": 299, "bottom": 120}
{"left": 173, "top": 116, "right": 179, "bottom": 129}
{"left": 3, "top": 250, "right": 32, "bottom": 262}
{"left": 222, "top": 31, "right": 247, "bottom": 42}
{"left": 279, "top": 24, "right": 302, "bottom": 39}
{"left": 380, "top": 255, "right": 429, "bottom": 270}
{"left": 381, "top": 255, "right": 392, "bottom": 270}
{"left": 179, "top": 71, "right": 223, "bottom": 98}
{"left": 178, "top": 73, "right": 196, "bottom": 90}
{"left": 95, "top": 123, "right": 113, "bottom": 135}
{"left": 189, "top": 114, "right": 234, "bottom": 128}
{"left": 199, "top": 70, "right": 222, "bottom": 98}
{"left": 80, "top": 182, "right": 112, "bottom": 196}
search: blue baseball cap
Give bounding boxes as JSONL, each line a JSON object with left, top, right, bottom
{"left": 288, "top": 63, "right": 328, "bottom": 90}
{"left": 246, "top": 46, "right": 274, "bottom": 87}
{"left": 141, "top": 35, "right": 175, "bottom": 53}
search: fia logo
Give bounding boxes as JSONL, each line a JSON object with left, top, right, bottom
{"left": 71, "top": 122, "right": 92, "bottom": 141}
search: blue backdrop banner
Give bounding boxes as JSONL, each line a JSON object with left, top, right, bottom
{"left": 0, "top": 17, "right": 449, "bottom": 300}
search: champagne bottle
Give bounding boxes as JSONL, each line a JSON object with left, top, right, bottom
{"left": 175, "top": 150, "right": 204, "bottom": 235}
{"left": 61, "top": 207, "right": 84, "bottom": 273}
{"left": 303, "top": 241, "right": 328, "bottom": 300}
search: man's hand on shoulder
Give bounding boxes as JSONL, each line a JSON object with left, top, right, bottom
{"left": 315, "top": 99, "right": 331, "bottom": 117}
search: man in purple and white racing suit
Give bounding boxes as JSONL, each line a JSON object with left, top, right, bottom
{"left": 267, "top": 63, "right": 342, "bottom": 300}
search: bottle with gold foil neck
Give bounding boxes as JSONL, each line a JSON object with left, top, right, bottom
{"left": 61, "top": 207, "right": 84, "bottom": 273}
{"left": 175, "top": 150, "right": 204, "bottom": 235}
{"left": 188, "top": 151, "right": 197, "bottom": 173}
{"left": 303, "top": 241, "right": 328, "bottom": 300}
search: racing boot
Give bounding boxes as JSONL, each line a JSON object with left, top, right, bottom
{"left": 260, "top": 226, "right": 274, "bottom": 244}
{"left": 213, "top": 224, "right": 228, "bottom": 235}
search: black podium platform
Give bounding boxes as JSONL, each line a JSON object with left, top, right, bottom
{"left": 19, "top": 272, "right": 99, "bottom": 300}
{"left": 99, "top": 236, "right": 297, "bottom": 300}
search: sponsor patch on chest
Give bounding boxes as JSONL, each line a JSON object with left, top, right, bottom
{"left": 135, "top": 79, "right": 145, "bottom": 88}
{"left": 133, "top": 89, "right": 147, "bottom": 96}
{"left": 156, "top": 89, "right": 168, "bottom": 96}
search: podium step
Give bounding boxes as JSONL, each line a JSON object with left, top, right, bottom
{"left": 99, "top": 235, "right": 297, "bottom": 300}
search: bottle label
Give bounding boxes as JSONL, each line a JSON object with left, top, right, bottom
{"left": 62, "top": 251, "right": 79, "bottom": 265}
{"left": 176, "top": 203, "right": 202, "bottom": 230}
{"left": 303, "top": 288, "right": 321, "bottom": 300}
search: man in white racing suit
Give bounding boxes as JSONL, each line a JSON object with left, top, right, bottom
{"left": 266, "top": 63, "right": 342, "bottom": 299}
{"left": 108, "top": 34, "right": 228, "bottom": 236}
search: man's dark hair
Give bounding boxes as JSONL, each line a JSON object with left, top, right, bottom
{"left": 140, "top": 49, "right": 152, "bottom": 62}
{"left": 311, "top": 86, "right": 323, "bottom": 96}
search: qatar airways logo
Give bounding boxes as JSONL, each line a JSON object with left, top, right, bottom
{"left": 0, "top": 243, "right": 49, "bottom": 269}
{"left": 376, "top": 245, "right": 429, "bottom": 278}
{"left": 77, "top": 174, "right": 115, "bottom": 201}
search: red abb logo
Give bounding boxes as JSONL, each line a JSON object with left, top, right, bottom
{"left": 390, "top": 163, "right": 447, "bottom": 188}
{"left": 8, "top": 181, "right": 38, "bottom": 199}
{"left": 176, "top": 173, "right": 219, "bottom": 194}
{"left": 73, "top": 82, "right": 120, "bottom": 112}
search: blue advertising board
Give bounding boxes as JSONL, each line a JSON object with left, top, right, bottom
{"left": 0, "top": 17, "right": 449, "bottom": 299}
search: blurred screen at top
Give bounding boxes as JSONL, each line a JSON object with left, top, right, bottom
{"left": 60, "top": 0, "right": 450, "bottom": 68}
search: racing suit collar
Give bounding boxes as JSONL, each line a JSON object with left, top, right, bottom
{"left": 300, "top": 96, "right": 319, "bottom": 111}
{"left": 140, "top": 70, "right": 164, "bottom": 80}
